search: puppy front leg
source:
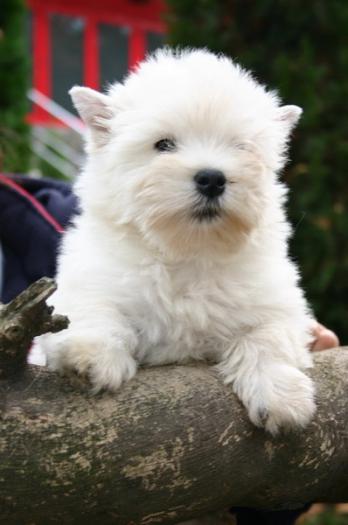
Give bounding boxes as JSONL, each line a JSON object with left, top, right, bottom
{"left": 218, "top": 323, "right": 316, "bottom": 435}
{"left": 38, "top": 301, "right": 138, "bottom": 393}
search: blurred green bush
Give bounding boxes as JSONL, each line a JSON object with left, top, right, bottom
{"left": 167, "top": 0, "right": 348, "bottom": 342}
{"left": 0, "top": 0, "right": 30, "bottom": 172}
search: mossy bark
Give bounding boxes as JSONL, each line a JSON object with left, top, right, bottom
{"left": 1, "top": 349, "right": 348, "bottom": 525}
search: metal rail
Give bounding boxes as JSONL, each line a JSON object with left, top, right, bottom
{"left": 28, "top": 89, "right": 85, "bottom": 135}
{"left": 28, "top": 89, "right": 85, "bottom": 179}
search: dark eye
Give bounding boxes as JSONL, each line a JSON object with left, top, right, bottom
{"left": 154, "top": 138, "right": 176, "bottom": 152}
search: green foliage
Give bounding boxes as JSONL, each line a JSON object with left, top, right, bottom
{"left": 166, "top": 0, "right": 348, "bottom": 341}
{"left": 0, "top": 0, "right": 30, "bottom": 172}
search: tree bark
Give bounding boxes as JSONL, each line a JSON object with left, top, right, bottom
{"left": 1, "top": 349, "right": 347, "bottom": 525}
{"left": 0, "top": 277, "right": 68, "bottom": 379}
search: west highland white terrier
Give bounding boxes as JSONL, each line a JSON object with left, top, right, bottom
{"left": 38, "top": 49, "right": 316, "bottom": 434}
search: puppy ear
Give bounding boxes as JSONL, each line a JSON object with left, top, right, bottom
{"left": 276, "top": 105, "right": 303, "bottom": 133}
{"left": 69, "top": 86, "right": 113, "bottom": 147}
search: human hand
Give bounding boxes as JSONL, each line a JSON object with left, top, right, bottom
{"left": 311, "top": 322, "right": 339, "bottom": 352}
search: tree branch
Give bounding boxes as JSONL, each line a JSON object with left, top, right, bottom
{"left": 1, "top": 349, "right": 347, "bottom": 525}
{"left": 0, "top": 277, "right": 68, "bottom": 379}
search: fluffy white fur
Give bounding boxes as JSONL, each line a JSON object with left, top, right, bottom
{"left": 37, "top": 49, "right": 316, "bottom": 435}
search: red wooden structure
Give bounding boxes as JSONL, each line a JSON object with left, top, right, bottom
{"left": 27, "top": 0, "right": 166, "bottom": 125}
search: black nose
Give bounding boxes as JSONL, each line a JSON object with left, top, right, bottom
{"left": 194, "top": 169, "right": 226, "bottom": 198}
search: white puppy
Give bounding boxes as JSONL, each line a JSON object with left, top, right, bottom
{"left": 38, "top": 49, "right": 316, "bottom": 434}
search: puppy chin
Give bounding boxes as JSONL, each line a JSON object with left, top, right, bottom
{"left": 136, "top": 204, "right": 254, "bottom": 261}
{"left": 191, "top": 198, "right": 222, "bottom": 222}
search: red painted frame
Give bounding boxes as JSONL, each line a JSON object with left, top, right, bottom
{"left": 27, "top": 0, "right": 166, "bottom": 125}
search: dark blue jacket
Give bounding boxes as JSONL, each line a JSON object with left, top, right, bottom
{"left": 0, "top": 174, "right": 78, "bottom": 303}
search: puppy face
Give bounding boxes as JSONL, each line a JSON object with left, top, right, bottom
{"left": 71, "top": 49, "right": 301, "bottom": 259}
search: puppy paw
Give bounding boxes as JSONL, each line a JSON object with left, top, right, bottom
{"left": 40, "top": 329, "right": 137, "bottom": 392}
{"left": 237, "top": 364, "right": 316, "bottom": 435}
{"left": 88, "top": 348, "right": 137, "bottom": 393}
